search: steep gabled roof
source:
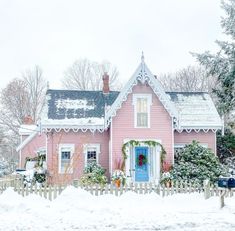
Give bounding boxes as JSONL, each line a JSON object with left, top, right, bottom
{"left": 104, "top": 55, "right": 178, "bottom": 127}
{"left": 39, "top": 55, "right": 222, "bottom": 133}
{"left": 41, "top": 90, "right": 119, "bottom": 132}
{"left": 167, "top": 92, "right": 222, "bottom": 130}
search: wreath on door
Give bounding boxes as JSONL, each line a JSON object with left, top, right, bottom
{"left": 137, "top": 154, "right": 147, "bottom": 166}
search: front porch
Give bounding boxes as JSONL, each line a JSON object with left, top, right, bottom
{"left": 122, "top": 139, "right": 162, "bottom": 184}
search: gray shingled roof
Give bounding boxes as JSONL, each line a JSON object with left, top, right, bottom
{"left": 41, "top": 90, "right": 222, "bottom": 129}
{"left": 41, "top": 90, "right": 119, "bottom": 126}
{"left": 166, "top": 92, "right": 222, "bottom": 129}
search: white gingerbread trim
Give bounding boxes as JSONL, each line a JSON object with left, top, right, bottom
{"left": 175, "top": 128, "right": 220, "bottom": 133}
{"left": 41, "top": 125, "right": 105, "bottom": 133}
{"left": 104, "top": 55, "right": 178, "bottom": 128}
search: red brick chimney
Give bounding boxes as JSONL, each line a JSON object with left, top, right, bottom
{"left": 102, "top": 72, "right": 110, "bottom": 94}
{"left": 23, "top": 115, "right": 34, "bottom": 125}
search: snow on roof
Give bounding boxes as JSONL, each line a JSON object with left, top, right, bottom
{"left": 19, "top": 125, "right": 38, "bottom": 135}
{"left": 16, "top": 131, "right": 38, "bottom": 152}
{"left": 43, "top": 117, "right": 104, "bottom": 127}
{"left": 167, "top": 92, "right": 222, "bottom": 129}
{"left": 40, "top": 90, "right": 222, "bottom": 130}
{"left": 41, "top": 90, "right": 119, "bottom": 127}
{"left": 56, "top": 99, "right": 95, "bottom": 110}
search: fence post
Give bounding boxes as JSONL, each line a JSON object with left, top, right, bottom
{"left": 203, "top": 179, "right": 210, "bottom": 199}
{"left": 220, "top": 190, "right": 226, "bottom": 208}
{"left": 73, "top": 179, "right": 79, "bottom": 188}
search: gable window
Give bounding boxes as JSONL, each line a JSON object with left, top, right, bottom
{"left": 59, "top": 144, "right": 74, "bottom": 174}
{"left": 84, "top": 144, "right": 100, "bottom": 166}
{"left": 133, "top": 94, "right": 152, "bottom": 128}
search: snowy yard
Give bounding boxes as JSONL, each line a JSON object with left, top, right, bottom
{"left": 0, "top": 187, "right": 235, "bottom": 231}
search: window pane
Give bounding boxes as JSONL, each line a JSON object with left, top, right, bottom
{"left": 137, "top": 113, "right": 148, "bottom": 127}
{"left": 62, "top": 151, "right": 70, "bottom": 160}
{"left": 61, "top": 151, "right": 71, "bottom": 173}
{"left": 87, "top": 149, "right": 97, "bottom": 164}
{"left": 137, "top": 98, "right": 147, "bottom": 113}
{"left": 136, "top": 97, "right": 148, "bottom": 127}
{"left": 86, "top": 147, "right": 97, "bottom": 165}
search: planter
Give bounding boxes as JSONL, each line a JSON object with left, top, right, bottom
{"left": 165, "top": 181, "right": 172, "bottom": 188}
{"left": 114, "top": 179, "right": 121, "bottom": 188}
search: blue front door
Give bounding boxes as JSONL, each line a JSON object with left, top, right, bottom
{"left": 135, "top": 147, "right": 149, "bottom": 182}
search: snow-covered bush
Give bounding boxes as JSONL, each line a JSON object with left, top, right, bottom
{"left": 16, "top": 166, "right": 47, "bottom": 186}
{"left": 0, "top": 160, "right": 16, "bottom": 177}
{"left": 224, "top": 156, "right": 235, "bottom": 175}
{"left": 80, "top": 162, "right": 107, "bottom": 186}
{"left": 170, "top": 141, "right": 227, "bottom": 185}
{"left": 160, "top": 172, "right": 173, "bottom": 185}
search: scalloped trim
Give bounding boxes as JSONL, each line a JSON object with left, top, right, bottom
{"left": 175, "top": 128, "right": 219, "bottom": 133}
{"left": 42, "top": 127, "right": 105, "bottom": 133}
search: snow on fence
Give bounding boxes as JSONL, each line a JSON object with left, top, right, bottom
{"left": 0, "top": 178, "right": 234, "bottom": 201}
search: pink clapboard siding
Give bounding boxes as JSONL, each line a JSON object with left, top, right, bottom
{"left": 111, "top": 83, "right": 173, "bottom": 172}
{"left": 20, "top": 133, "right": 46, "bottom": 168}
{"left": 174, "top": 131, "right": 216, "bottom": 153}
{"left": 46, "top": 130, "right": 109, "bottom": 184}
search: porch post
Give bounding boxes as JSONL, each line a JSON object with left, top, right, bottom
{"left": 125, "top": 145, "right": 132, "bottom": 184}
{"left": 156, "top": 146, "right": 161, "bottom": 183}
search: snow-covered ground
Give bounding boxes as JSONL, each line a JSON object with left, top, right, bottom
{"left": 0, "top": 187, "right": 235, "bottom": 231}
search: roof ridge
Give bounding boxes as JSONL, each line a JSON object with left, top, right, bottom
{"left": 47, "top": 89, "right": 120, "bottom": 93}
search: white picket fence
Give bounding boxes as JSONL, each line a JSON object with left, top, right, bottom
{"left": 0, "top": 178, "right": 234, "bottom": 201}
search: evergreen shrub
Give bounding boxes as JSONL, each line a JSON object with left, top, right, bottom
{"left": 171, "top": 141, "right": 227, "bottom": 185}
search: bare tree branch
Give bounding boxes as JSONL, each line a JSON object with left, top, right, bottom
{"left": 157, "top": 65, "right": 217, "bottom": 93}
{"left": 62, "top": 59, "right": 122, "bottom": 90}
{"left": 22, "top": 66, "right": 47, "bottom": 121}
{"left": 0, "top": 66, "right": 47, "bottom": 136}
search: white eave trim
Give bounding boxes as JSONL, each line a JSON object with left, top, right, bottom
{"left": 175, "top": 127, "right": 222, "bottom": 133}
{"left": 16, "top": 131, "right": 38, "bottom": 152}
{"left": 41, "top": 124, "right": 105, "bottom": 133}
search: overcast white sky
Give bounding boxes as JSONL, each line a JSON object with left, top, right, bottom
{"left": 0, "top": 0, "right": 224, "bottom": 89}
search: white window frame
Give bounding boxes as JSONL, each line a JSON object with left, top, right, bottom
{"left": 83, "top": 143, "right": 100, "bottom": 167}
{"left": 58, "top": 144, "right": 74, "bottom": 174}
{"left": 132, "top": 94, "right": 152, "bottom": 128}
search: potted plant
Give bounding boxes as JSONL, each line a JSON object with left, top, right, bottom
{"left": 160, "top": 172, "right": 173, "bottom": 187}
{"left": 161, "top": 162, "right": 173, "bottom": 187}
{"left": 112, "top": 169, "right": 126, "bottom": 188}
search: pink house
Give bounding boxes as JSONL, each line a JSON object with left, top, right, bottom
{"left": 16, "top": 56, "right": 223, "bottom": 184}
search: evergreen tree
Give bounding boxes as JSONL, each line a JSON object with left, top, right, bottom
{"left": 217, "top": 128, "right": 235, "bottom": 162}
{"left": 194, "top": 0, "right": 235, "bottom": 116}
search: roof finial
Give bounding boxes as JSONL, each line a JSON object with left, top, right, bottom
{"left": 141, "top": 51, "right": 144, "bottom": 63}
{"left": 47, "top": 81, "right": 50, "bottom": 90}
